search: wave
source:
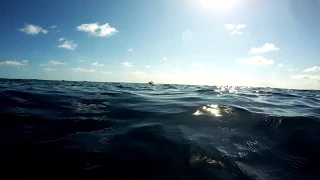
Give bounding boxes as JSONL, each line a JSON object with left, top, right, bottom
{"left": 0, "top": 79, "right": 319, "bottom": 179}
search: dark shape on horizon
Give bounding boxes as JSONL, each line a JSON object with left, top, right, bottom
{"left": 148, "top": 81, "right": 154, "bottom": 85}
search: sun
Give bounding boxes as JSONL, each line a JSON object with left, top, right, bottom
{"left": 199, "top": 0, "right": 239, "bottom": 11}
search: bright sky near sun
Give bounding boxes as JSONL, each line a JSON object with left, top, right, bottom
{"left": 0, "top": 0, "right": 320, "bottom": 89}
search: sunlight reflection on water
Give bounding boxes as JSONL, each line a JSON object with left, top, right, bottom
{"left": 193, "top": 104, "right": 222, "bottom": 117}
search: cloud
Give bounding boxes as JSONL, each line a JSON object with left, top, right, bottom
{"left": 225, "top": 24, "right": 247, "bottom": 30}
{"left": 230, "top": 30, "right": 242, "bottom": 35}
{"left": 225, "top": 24, "right": 246, "bottom": 35}
{"left": 278, "top": 63, "right": 284, "bottom": 67}
{"left": 40, "top": 60, "right": 66, "bottom": 66}
{"left": 303, "top": 66, "right": 320, "bottom": 72}
{"left": 122, "top": 62, "right": 132, "bottom": 67}
{"left": 100, "top": 71, "right": 112, "bottom": 74}
{"left": 288, "top": 68, "right": 297, "bottom": 71}
{"left": 128, "top": 48, "right": 133, "bottom": 52}
{"left": 132, "top": 71, "right": 146, "bottom": 76}
{"left": 49, "top": 26, "right": 57, "bottom": 28}
{"left": 250, "top": 43, "right": 279, "bottom": 54}
{"left": 291, "top": 75, "right": 320, "bottom": 82}
{"left": 190, "top": 63, "right": 204, "bottom": 67}
{"left": 146, "top": 65, "right": 151, "bottom": 68}
{"left": 51, "top": 60, "right": 66, "bottom": 65}
{"left": 44, "top": 68, "right": 56, "bottom": 71}
{"left": 91, "top": 62, "right": 104, "bottom": 67}
{"left": 236, "top": 56, "right": 275, "bottom": 66}
{"left": 78, "top": 60, "right": 84, "bottom": 62}
{"left": 58, "top": 38, "right": 64, "bottom": 42}
{"left": 163, "top": 57, "right": 168, "bottom": 61}
{"left": 236, "top": 24, "right": 247, "bottom": 29}
{"left": 71, "top": 68, "right": 96, "bottom": 73}
{"left": 76, "top": 23, "right": 118, "bottom": 37}
{"left": 58, "top": 40, "right": 78, "bottom": 50}
{"left": 225, "top": 24, "right": 235, "bottom": 30}
{"left": 0, "top": 60, "right": 28, "bottom": 66}
{"left": 19, "top": 24, "right": 48, "bottom": 35}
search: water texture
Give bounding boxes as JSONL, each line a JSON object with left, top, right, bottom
{"left": 0, "top": 79, "right": 320, "bottom": 179}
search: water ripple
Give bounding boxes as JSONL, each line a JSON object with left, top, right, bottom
{"left": 0, "top": 79, "right": 319, "bottom": 179}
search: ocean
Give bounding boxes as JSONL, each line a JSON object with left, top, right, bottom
{"left": 0, "top": 78, "right": 319, "bottom": 179}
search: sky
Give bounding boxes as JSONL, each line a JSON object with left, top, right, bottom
{"left": 0, "top": 0, "right": 320, "bottom": 89}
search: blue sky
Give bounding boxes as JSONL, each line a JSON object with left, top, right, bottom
{"left": 0, "top": 0, "right": 320, "bottom": 89}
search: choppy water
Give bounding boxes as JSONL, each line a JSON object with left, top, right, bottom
{"left": 0, "top": 79, "right": 320, "bottom": 179}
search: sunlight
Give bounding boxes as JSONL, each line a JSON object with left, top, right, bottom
{"left": 193, "top": 105, "right": 222, "bottom": 117}
{"left": 199, "top": 0, "right": 239, "bottom": 11}
{"left": 203, "top": 105, "right": 222, "bottom": 117}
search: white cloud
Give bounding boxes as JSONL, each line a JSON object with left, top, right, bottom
{"left": 0, "top": 60, "right": 28, "bottom": 66}
{"left": 225, "top": 24, "right": 235, "bottom": 30}
{"left": 225, "top": 24, "right": 247, "bottom": 30}
{"left": 76, "top": 23, "right": 118, "bottom": 37}
{"left": 278, "top": 63, "right": 284, "bottom": 67}
{"left": 58, "top": 38, "right": 64, "bottom": 42}
{"left": 78, "top": 60, "right": 84, "bottom": 62}
{"left": 132, "top": 71, "right": 146, "bottom": 76}
{"left": 100, "top": 71, "right": 112, "bottom": 74}
{"left": 122, "top": 62, "right": 132, "bottom": 67}
{"left": 236, "top": 56, "right": 275, "bottom": 66}
{"left": 291, "top": 75, "right": 320, "bottom": 82}
{"left": 288, "top": 68, "right": 297, "bottom": 71}
{"left": 128, "top": 48, "right": 133, "bottom": 52}
{"left": 230, "top": 30, "right": 242, "bottom": 35}
{"left": 58, "top": 40, "right": 78, "bottom": 50}
{"left": 250, "top": 43, "right": 279, "bottom": 54}
{"left": 49, "top": 26, "right": 57, "bottom": 28}
{"left": 303, "top": 66, "right": 320, "bottom": 72}
{"left": 146, "top": 65, "right": 151, "bottom": 68}
{"left": 190, "top": 63, "right": 204, "bottom": 67}
{"left": 236, "top": 24, "right": 247, "bottom": 29}
{"left": 91, "top": 62, "right": 104, "bottom": 67}
{"left": 225, "top": 24, "right": 246, "bottom": 35}
{"left": 44, "top": 68, "right": 56, "bottom": 71}
{"left": 71, "top": 68, "right": 96, "bottom": 73}
{"left": 51, "top": 60, "right": 66, "bottom": 65}
{"left": 163, "top": 57, "right": 168, "bottom": 61}
{"left": 19, "top": 24, "right": 48, "bottom": 35}
{"left": 40, "top": 60, "right": 66, "bottom": 66}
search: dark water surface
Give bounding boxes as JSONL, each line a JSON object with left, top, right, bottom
{"left": 1, "top": 79, "right": 320, "bottom": 179}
